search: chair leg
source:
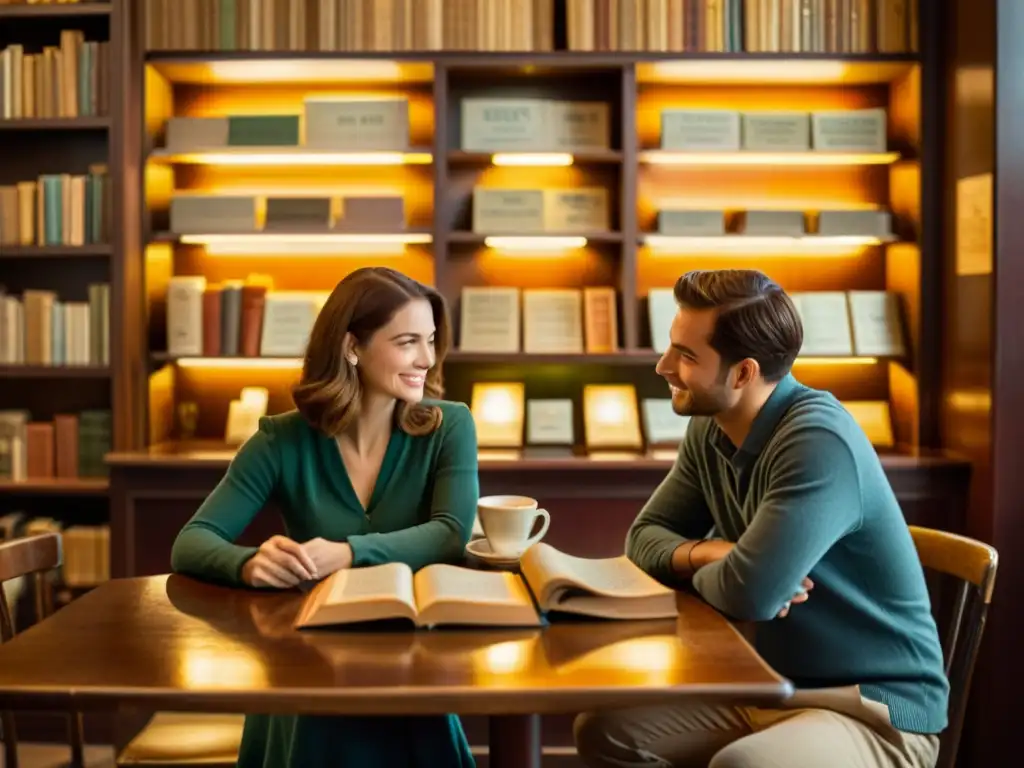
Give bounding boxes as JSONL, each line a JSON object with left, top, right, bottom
{"left": 2, "top": 710, "right": 19, "bottom": 768}
{"left": 68, "top": 711, "right": 85, "bottom": 767}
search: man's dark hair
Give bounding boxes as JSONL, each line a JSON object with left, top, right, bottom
{"left": 672, "top": 269, "right": 803, "bottom": 383}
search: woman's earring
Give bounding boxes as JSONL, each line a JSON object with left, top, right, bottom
{"left": 347, "top": 355, "right": 358, "bottom": 367}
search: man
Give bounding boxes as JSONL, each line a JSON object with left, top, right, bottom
{"left": 574, "top": 270, "right": 948, "bottom": 768}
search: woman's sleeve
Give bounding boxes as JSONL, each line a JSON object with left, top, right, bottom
{"left": 169, "top": 417, "right": 281, "bottom": 585}
{"left": 347, "top": 404, "right": 479, "bottom": 571}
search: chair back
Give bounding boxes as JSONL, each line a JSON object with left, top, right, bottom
{"left": 908, "top": 525, "right": 997, "bottom": 768}
{"left": 0, "top": 533, "right": 64, "bottom": 768}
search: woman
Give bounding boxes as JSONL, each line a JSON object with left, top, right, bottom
{"left": 170, "top": 266, "right": 479, "bottom": 768}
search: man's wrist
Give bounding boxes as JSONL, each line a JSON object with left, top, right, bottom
{"left": 671, "top": 539, "right": 706, "bottom": 577}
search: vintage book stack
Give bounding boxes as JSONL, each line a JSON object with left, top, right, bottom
{"left": 0, "top": 0, "right": 116, "bottom": 663}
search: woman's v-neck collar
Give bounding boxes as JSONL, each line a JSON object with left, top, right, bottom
{"left": 323, "top": 425, "right": 405, "bottom": 515}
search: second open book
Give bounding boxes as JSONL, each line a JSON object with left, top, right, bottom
{"left": 294, "top": 542, "right": 678, "bottom": 630}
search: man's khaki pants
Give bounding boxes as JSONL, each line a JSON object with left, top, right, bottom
{"left": 573, "top": 686, "right": 941, "bottom": 768}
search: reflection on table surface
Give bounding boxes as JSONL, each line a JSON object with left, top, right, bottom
{"left": 0, "top": 574, "right": 792, "bottom": 715}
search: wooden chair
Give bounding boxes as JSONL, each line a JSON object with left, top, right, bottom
{"left": 0, "top": 532, "right": 85, "bottom": 768}
{"left": 114, "top": 712, "right": 244, "bottom": 767}
{"left": 908, "top": 525, "right": 998, "bottom": 768}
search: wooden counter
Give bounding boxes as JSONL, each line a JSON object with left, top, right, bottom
{"left": 107, "top": 442, "right": 972, "bottom": 580}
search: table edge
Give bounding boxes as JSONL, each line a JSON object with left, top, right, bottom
{"left": 0, "top": 680, "right": 794, "bottom": 715}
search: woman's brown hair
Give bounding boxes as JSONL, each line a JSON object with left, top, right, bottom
{"left": 291, "top": 267, "right": 450, "bottom": 437}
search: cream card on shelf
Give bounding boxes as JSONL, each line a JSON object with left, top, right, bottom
{"left": 225, "top": 387, "right": 269, "bottom": 445}
{"left": 648, "top": 288, "right": 677, "bottom": 353}
{"left": 522, "top": 289, "right": 584, "bottom": 354}
{"left": 459, "top": 287, "right": 521, "bottom": 353}
{"left": 847, "top": 291, "right": 906, "bottom": 357}
{"left": 526, "top": 399, "right": 574, "bottom": 445}
{"left": 741, "top": 111, "right": 811, "bottom": 151}
{"left": 641, "top": 399, "right": 690, "bottom": 446}
{"left": 660, "top": 109, "right": 741, "bottom": 151}
{"left": 583, "top": 384, "right": 643, "bottom": 450}
{"left": 471, "top": 382, "right": 526, "bottom": 448}
{"left": 790, "top": 291, "right": 855, "bottom": 356}
{"left": 811, "top": 108, "right": 887, "bottom": 152}
{"left": 260, "top": 291, "right": 329, "bottom": 357}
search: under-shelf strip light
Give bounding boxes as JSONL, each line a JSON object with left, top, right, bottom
{"left": 638, "top": 151, "right": 901, "bottom": 167}
{"left": 490, "top": 153, "right": 574, "bottom": 167}
{"left": 483, "top": 236, "right": 588, "bottom": 251}
{"left": 153, "top": 151, "right": 433, "bottom": 166}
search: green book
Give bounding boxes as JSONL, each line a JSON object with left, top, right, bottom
{"left": 227, "top": 115, "right": 300, "bottom": 146}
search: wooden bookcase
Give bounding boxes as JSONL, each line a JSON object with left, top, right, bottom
{"left": 0, "top": 0, "right": 119, "bottom": 564}
{"left": 135, "top": 51, "right": 944, "bottom": 470}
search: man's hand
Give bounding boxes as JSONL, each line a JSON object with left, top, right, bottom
{"left": 241, "top": 535, "right": 318, "bottom": 588}
{"left": 776, "top": 577, "right": 814, "bottom": 618}
{"left": 300, "top": 537, "right": 353, "bottom": 578}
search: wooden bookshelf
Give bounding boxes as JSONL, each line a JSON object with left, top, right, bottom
{"left": 0, "top": 10, "right": 121, "bottom": 746}
{"left": 135, "top": 49, "right": 941, "bottom": 456}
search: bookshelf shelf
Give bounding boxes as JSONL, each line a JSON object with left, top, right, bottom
{"left": 640, "top": 234, "right": 898, "bottom": 253}
{"left": 0, "top": 245, "right": 112, "bottom": 258}
{"left": 448, "top": 150, "right": 624, "bottom": 166}
{"left": 148, "top": 149, "right": 434, "bottom": 166}
{"left": 0, "top": 117, "right": 110, "bottom": 131}
{"left": 0, "top": 366, "right": 111, "bottom": 379}
{"left": 0, "top": 478, "right": 109, "bottom": 497}
{"left": 448, "top": 232, "right": 623, "bottom": 246}
{"left": 0, "top": 3, "right": 111, "bottom": 19}
{"left": 637, "top": 150, "right": 902, "bottom": 167}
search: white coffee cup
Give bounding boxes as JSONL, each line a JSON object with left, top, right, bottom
{"left": 476, "top": 495, "right": 551, "bottom": 558}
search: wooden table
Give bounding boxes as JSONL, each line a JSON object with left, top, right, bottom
{"left": 0, "top": 575, "right": 793, "bottom": 768}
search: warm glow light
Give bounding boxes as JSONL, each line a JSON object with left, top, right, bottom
{"left": 150, "top": 150, "right": 433, "bottom": 166}
{"left": 178, "top": 232, "right": 431, "bottom": 256}
{"left": 174, "top": 357, "right": 303, "bottom": 370}
{"left": 180, "top": 233, "right": 431, "bottom": 245}
{"left": 471, "top": 382, "right": 526, "bottom": 449}
{"left": 178, "top": 649, "right": 268, "bottom": 689}
{"left": 638, "top": 151, "right": 901, "bottom": 167}
{"left": 639, "top": 60, "right": 914, "bottom": 85}
{"left": 553, "top": 637, "right": 681, "bottom": 685}
{"left": 207, "top": 59, "right": 407, "bottom": 83}
{"left": 483, "top": 236, "right": 587, "bottom": 251}
{"left": 473, "top": 384, "right": 521, "bottom": 425}
{"left": 794, "top": 356, "right": 879, "bottom": 366}
{"left": 491, "top": 153, "right": 574, "bottom": 167}
{"left": 472, "top": 639, "right": 535, "bottom": 677}
{"left": 643, "top": 234, "right": 889, "bottom": 254}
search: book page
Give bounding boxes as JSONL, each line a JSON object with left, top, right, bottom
{"left": 521, "top": 543, "right": 673, "bottom": 601}
{"left": 414, "top": 564, "right": 533, "bottom": 608}
{"left": 323, "top": 562, "right": 414, "bottom": 607}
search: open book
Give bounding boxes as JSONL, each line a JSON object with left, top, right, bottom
{"left": 520, "top": 543, "right": 678, "bottom": 620}
{"left": 293, "top": 542, "right": 677, "bottom": 630}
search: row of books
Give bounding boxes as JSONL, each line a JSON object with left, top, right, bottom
{"left": 0, "top": 167, "right": 111, "bottom": 247}
{"left": 0, "top": 284, "right": 111, "bottom": 366}
{"left": 140, "top": 0, "right": 915, "bottom": 54}
{"left": 167, "top": 274, "right": 287, "bottom": 358}
{"left": 0, "top": 32, "right": 110, "bottom": 121}
{"left": 0, "top": 409, "right": 112, "bottom": 482}
{"left": 143, "top": 0, "right": 555, "bottom": 53}
{"left": 568, "top": 0, "right": 916, "bottom": 53}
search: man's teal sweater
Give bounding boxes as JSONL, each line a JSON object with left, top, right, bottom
{"left": 626, "top": 374, "right": 949, "bottom": 734}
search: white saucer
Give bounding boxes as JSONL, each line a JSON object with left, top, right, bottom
{"left": 465, "top": 538, "right": 522, "bottom": 566}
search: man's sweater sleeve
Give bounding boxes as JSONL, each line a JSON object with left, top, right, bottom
{"left": 691, "top": 426, "right": 863, "bottom": 621}
{"left": 625, "top": 422, "right": 714, "bottom": 585}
